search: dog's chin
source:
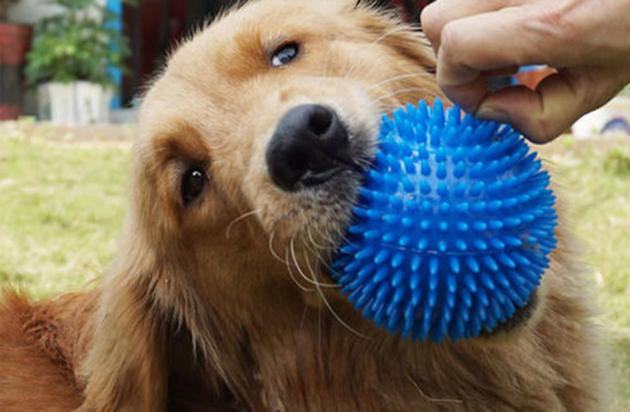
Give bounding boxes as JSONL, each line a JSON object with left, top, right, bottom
{"left": 258, "top": 124, "right": 375, "bottom": 245}
{"left": 290, "top": 169, "right": 363, "bottom": 246}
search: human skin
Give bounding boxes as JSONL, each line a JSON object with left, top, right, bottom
{"left": 421, "top": 0, "right": 630, "bottom": 143}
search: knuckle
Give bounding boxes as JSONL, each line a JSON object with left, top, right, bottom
{"left": 557, "top": 69, "right": 604, "bottom": 116}
{"left": 439, "top": 22, "right": 463, "bottom": 58}
{"left": 532, "top": 4, "right": 583, "bottom": 52}
{"left": 534, "top": 114, "right": 563, "bottom": 142}
{"left": 420, "top": 4, "right": 443, "bottom": 44}
{"left": 537, "top": 7, "right": 566, "bottom": 28}
{"left": 572, "top": 70, "right": 611, "bottom": 110}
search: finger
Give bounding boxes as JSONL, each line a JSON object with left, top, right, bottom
{"left": 420, "top": 0, "right": 534, "bottom": 52}
{"left": 438, "top": 75, "right": 489, "bottom": 113}
{"left": 436, "top": 6, "right": 560, "bottom": 112}
{"left": 476, "top": 70, "right": 618, "bottom": 143}
{"left": 429, "top": 68, "right": 519, "bottom": 113}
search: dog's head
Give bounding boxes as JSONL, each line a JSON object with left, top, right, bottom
{"left": 81, "top": 4, "right": 562, "bottom": 409}
{"left": 128, "top": 0, "right": 440, "bottom": 294}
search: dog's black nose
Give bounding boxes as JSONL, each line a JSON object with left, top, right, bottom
{"left": 266, "top": 104, "right": 356, "bottom": 191}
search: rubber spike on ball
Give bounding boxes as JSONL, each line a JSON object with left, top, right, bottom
{"left": 332, "top": 98, "right": 558, "bottom": 342}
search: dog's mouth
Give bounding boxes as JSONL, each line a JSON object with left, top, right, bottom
{"left": 295, "top": 150, "right": 365, "bottom": 188}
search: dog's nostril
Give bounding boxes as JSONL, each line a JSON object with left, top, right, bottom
{"left": 308, "top": 106, "right": 334, "bottom": 135}
{"left": 266, "top": 104, "right": 354, "bottom": 192}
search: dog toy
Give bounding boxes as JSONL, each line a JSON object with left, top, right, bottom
{"left": 332, "top": 99, "right": 557, "bottom": 342}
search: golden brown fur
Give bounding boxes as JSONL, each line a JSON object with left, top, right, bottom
{"left": 0, "top": 1, "right": 609, "bottom": 411}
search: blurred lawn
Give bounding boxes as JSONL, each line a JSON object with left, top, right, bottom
{"left": 0, "top": 130, "right": 129, "bottom": 296}
{"left": 541, "top": 138, "right": 630, "bottom": 411}
{"left": 0, "top": 127, "right": 628, "bottom": 409}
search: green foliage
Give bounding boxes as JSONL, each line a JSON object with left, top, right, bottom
{"left": 25, "top": 0, "right": 130, "bottom": 86}
{"left": 604, "top": 148, "right": 630, "bottom": 176}
{"left": 0, "top": 0, "right": 19, "bottom": 21}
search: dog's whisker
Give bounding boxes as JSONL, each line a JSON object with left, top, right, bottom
{"left": 309, "top": 227, "right": 335, "bottom": 252}
{"left": 290, "top": 237, "right": 337, "bottom": 288}
{"left": 312, "top": 266, "right": 370, "bottom": 340}
{"left": 268, "top": 230, "right": 290, "bottom": 264}
{"left": 306, "top": 225, "right": 328, "bottom": 250}
{"left": 304, "top": 239, "right": 338, "bottom": 276}
{"left": 407, "top": 375, "right": 464, "bottom": 405}
{"left": 371, "top": 25, "right": 408, "bottom": 45}
{"left": 301, "top": 244, "right": 339, "bottom": 289}
{"left": 291, "top": 230, "right": 369, "bottom": 339}
{"left": 285, "top": 243, "right": 314, "bottom": 293}
{"left": 225, "top": 209, "right": 261, "bottom": 239}
{"left": 365, "top": 72, "right": 425, "bottom": 92}
{"left": 340, "top": 61, "right": 362, "bottom": 83}
{"left": 372, "top": 87, "right": 438, "bottom": 106}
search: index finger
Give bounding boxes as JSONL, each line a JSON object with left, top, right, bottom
{"left": 436, "top": 5, "right": 558, "bottom": 111}
{"left": 420, "top": 0, "right": 534, "bottom": 52}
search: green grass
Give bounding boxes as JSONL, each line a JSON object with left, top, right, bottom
{"left": 543, "top": 138, "right": 630, "bottom": 410}
{"left": 0, "top": 129, "right": 628, "bottom": 409}
{"left": 0, "top": 132, "right": 129, "bottom": 296}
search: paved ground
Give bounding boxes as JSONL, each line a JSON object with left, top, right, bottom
{"left": 0, "top": 120, "right": 136, "bottom": 145}
{"left": 1, "top": 119, "right": 627, "bottom": 146}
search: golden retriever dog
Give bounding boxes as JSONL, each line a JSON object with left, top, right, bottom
{"left": 0, "top": 0, "right": 610, "bottom": 411}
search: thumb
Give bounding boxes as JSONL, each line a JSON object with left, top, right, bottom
{"left": 476, "top": 68, "right": 622, "bottom": 143}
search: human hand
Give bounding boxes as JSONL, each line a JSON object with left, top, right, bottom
{"left": 421, "top": 0, "right": 630, "bottom": 143}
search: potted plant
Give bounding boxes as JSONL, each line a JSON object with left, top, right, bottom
{"left": 0, "top": 0, "right": 33, "bottom": 120}
{"left": 25, "top": 0, "right": 129, "bottom": 125}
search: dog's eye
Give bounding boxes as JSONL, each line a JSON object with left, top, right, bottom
{"left": 271, "top": 42, "right": 300, "bottom": 67}
{"left": 181, "top": 168, "right": 207, "bottom": 204}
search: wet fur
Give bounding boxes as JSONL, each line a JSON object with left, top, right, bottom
{"left": 0, "top": 1, "right": 609, "bottom": 411}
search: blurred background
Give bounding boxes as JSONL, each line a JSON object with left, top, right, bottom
{"left": 0, "top": 0, "right": 628, "bottom": 410}
{"left": 0, "top": 0, "right": 431, "bottom": 122}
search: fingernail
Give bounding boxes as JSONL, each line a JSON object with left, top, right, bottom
{"left": 476, "top": 105, "right": 511, "bottom": 123}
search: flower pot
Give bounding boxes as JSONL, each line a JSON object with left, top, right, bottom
{"left": 0, "top": 22, "right": 32, "bottom": 65}
{"left": 0, "top": 22, "right": 32, "bottom": 120}
{"left": 38, "top": 81, "right": 113, "bottom": 126}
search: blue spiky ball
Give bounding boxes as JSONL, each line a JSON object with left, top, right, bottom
{"left": 332, "top": 99, "right": 558, "bottom": 342}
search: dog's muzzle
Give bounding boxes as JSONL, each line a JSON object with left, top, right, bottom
{"left": 266, "top": 104, "right": 360, "bottom": 192}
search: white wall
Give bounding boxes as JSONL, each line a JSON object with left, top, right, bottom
{"left": 8, "top": 0, "right": 63, "bottom": 24}
{"left": 8, "top": 0, "right": 107, "bottom": 24}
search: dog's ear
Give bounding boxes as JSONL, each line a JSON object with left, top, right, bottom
{"left": 78, "top": 220, "right": 257, "bottom": 410}
{"left": 350, "top": 3, "right": 436, "bottom": 72}
{"left": 77, "top": 233, "right": 170, "bottom": 411}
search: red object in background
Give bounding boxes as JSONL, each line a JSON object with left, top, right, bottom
{"left": 0, "top": 104, "right": 21, "bottom": 119}
{"left": 516, "top": 67, "right": 557, "bottom": 90}
{"left": 136, "top": 0, "right": 187, "bottom": 82}
{"left": 122, "top": 0, "right": 188, "bottom": 105}
{"left": 0, "top": 23, "right": 32, "bottom": 65}
{"left": 388, "top": 0, "right": 432, "bottom": 21}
